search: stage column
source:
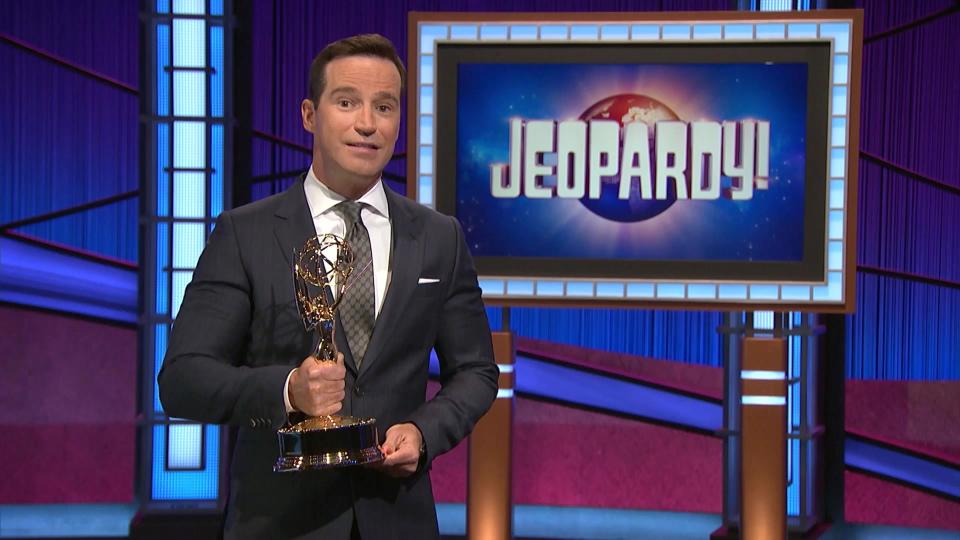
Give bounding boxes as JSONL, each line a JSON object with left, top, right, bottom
{"left": 467, "top": 330, "right": 515, "bottom": 540}
{"left": 740, "top": 336, "right": 788, "bottom": 540}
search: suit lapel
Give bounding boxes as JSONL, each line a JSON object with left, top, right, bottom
{"left": 273, "top": 174, "right": 315, "bottom": 268}
{"left": 358, "top": 187, "right": 423, "bottom": 379}
{"left": 273, "top": 174, "right": 359, "bottom": 375}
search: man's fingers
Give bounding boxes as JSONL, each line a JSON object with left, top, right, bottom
{"left": 382, "top": 426, "right": 403, "bottom": 452}
{"left": 289, "top": 354, "right": 346, "bottom": 416}
{"left": 378, "top": 446, "right": 419, "bottom": 477}
{"left": 319, "top": 355, "right": 346, "bottom": 381}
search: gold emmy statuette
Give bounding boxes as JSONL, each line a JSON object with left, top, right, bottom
{"left": 273, "top": 234, "right": 383, "bottom": 472}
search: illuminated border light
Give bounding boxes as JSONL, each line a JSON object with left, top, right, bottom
{"left": 496, "top": 389, "right": 515, "bottom": 399}
{"left": 741, "top": 395, "right": 787, "bottom": 406}
{"left": 741, "top": 370, "right": 786, "bottom": 380}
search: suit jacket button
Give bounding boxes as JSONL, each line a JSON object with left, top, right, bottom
{"left": 353, "top": 385, "right": 362, "bottom": 397}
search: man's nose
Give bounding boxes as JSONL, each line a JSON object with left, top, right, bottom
{"left": 354, "top": 106, "right": 376, "bottom": 136}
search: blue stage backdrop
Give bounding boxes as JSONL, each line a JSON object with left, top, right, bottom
{"left": 0, "top": 0, "right": 956, "bottom": 378}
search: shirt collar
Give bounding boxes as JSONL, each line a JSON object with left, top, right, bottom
{"left": 304, "top": 165, "right": 390, "bottom": 220}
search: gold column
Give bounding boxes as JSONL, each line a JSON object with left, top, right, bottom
{"left": 467, "top": 331, "right": 515, "bottom": 540}
{"left": 740, "top": 336, "right": 787, "bottom": 540}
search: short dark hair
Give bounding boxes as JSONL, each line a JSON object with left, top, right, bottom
{"left": 307, "top": 33, "right": 406, "bottom": 104}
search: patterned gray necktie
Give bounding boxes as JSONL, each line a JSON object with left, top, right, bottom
{"left": 332, "top": 200, "right": 375, "bottom": 368}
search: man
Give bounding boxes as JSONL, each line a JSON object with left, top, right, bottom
{"left": 158, "top": 34, "right": 498, "bottom": 539}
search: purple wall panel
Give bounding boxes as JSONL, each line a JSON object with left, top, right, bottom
{"left": 846, "top": 470, "right": 960, "bottom": 531}
{"left": 0, "top": 304, "right": 136, "bottom": 503}
{"left": 0, "top": 0, "right": 139, "bottom": 87}
{"left": 846, "top": 380, "right": 960, "bottom": 462}
{"left": 0, "top": 0, "right": 139, "bottom": 262}
{"left": 846, "top": 1, "right": 960, "bottom": 380}
{"left": 427, "top": 384, "right": 724, "bottom": 513}
{"left": 856, "top": 0, "right": 960, "bottom": 272}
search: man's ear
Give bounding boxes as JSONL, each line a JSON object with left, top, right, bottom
{"left": 301, "top": 99, "right": 315, "bottom": 132}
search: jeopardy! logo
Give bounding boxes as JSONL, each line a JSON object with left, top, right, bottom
{"left": 488, "top": 94, "right": 771, "bottom": 223}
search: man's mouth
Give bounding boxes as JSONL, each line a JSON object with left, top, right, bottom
{"left": 346, "top": 142, "right": 380, "bottom": 150}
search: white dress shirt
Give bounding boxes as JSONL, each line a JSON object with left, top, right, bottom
{"left": 284, "top": 166, "right": 393, "bottom": 412}
{"left": 302, "top": 166, "right": 392, "bottom": 315}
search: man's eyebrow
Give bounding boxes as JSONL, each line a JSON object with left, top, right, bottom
{"left": 372, "top": 91, "right": 400, "bottom": 104}
{"left": 327, "top": 86, "right": 360, "bottom": 97}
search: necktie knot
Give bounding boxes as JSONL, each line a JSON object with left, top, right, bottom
{"left": 333, "top": 200, "right": 364, "bottom": 230}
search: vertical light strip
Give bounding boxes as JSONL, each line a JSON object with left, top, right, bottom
{"left": 146, "top": 0, "right": 228, "bottom": 504}
{"left": 756, "top": 0, "right": 814, "bottom": 522}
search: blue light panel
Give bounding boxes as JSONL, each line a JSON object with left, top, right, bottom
{"left": 210, "top": 26, "right": 224, "bottom": 117}
{"left": 148, "top": 0, "right": 226, "bottom": 504}
{"left": 155, "top": 223, "right": 169, "bottom": 313}
{"left": 156, "top": 123, "right": 170, "bottom": 215}
{"left": 540, "top": 25, "right": 568, "bottom": 40}
{"left": 600, "top": 25, "right": 629, "bottom": 40}
{"left": 152, "top": 424, "right": 219, "bottom": 500}
{"left": 171, "top": 269, "right": 193, "bottom": 317}
{"left": 154, "top": 324, "right": 168, "bottom": 413}
{"left": 173, "top": 71, "right": 206, "bottom": 117}
{"left": 661, "top": 25, "right": 690, "bottom": 40}
{"left": 156, "top": 25, "right": 169, "bottom": 116}
{"left": 450, "top": 25, "right": 478, "bottom": 40}
{"left": 756, "top": 23, "right": 785, "bottom": 39}
{"left": 419, "top": 86, "right": 433, "bottom": 115}
{"left": 510, "top": 25, "right": 537, "bottom": 40}
{"left": 172, "top": 0, "right": 204, "bottom": 15}
{"left": 724, "top": 24, "right": 753, "bottom": 39}
{"left": 479, "top": 25, "right": 508, "bottom": 40}
{"left": 420, "top": 25, "right": 448, "bottom": 53}
{"left": 211, "top": 125, "right": 224, "bottom": 218}
{"left": 692, "top": 24, "right": 722, "bottom": 39}
{"left": 174, "top": 122, "right": 205, "bottom": 168}
{"left": 173, "top": 19, "right": 206, "bottom": 67}
{"left": 536, "top": 281, "right": 564, "bottom": 296}
{"left": 167, "top": 423, "right": 203, "bottom": 469}
{"left": 172, "top": 223, "right": 205, "bottom": 268}
{"left": 631, "top": 25, "right": 659, "bottom": 40}
{"left": 173, "top": 173, "right": 206, "bottom": 218}
{"left": 787, "top": 23, "right": 817, "bottom": 39}
{"left": 570, "top": 25, "right": 599, "bottom": 41}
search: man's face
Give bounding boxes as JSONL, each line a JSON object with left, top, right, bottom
{"left": 301, "top": 55, "right": 402, "bottom": 195}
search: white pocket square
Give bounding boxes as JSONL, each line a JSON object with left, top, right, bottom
{"left": 418, "top": 277, "right": 440, "bottom": 284}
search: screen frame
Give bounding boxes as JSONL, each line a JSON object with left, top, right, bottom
{"left": 407, "top": 11, "right": 862, "bottom": 312}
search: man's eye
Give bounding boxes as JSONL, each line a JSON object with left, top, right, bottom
{"left": 337, "top": 99, "right": 352, "bottom": 108}
{"left": 377, "top": 104, "right": 393, "bottom": 113}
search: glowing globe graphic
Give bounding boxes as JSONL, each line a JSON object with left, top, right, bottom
{"left": 578, "top": 94, "right": 680, "bottom": 222}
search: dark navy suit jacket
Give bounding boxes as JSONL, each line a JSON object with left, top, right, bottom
{"left": 158, "top": 176, "right": 498, "bottom": 539}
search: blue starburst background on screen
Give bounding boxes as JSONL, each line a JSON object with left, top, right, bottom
{"left": 455, "top": 62, "right": 808, "bottom": 262}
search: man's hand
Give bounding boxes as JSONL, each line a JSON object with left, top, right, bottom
{"left": 371, "top": 423, "right": 423, "bottom": 478}
{"left": 287, "top": 353, "right": 346, "bottom": 416}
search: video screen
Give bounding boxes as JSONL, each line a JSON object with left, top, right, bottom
{"left": 435, "top": 43, "right": 830, "bottom": 281}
